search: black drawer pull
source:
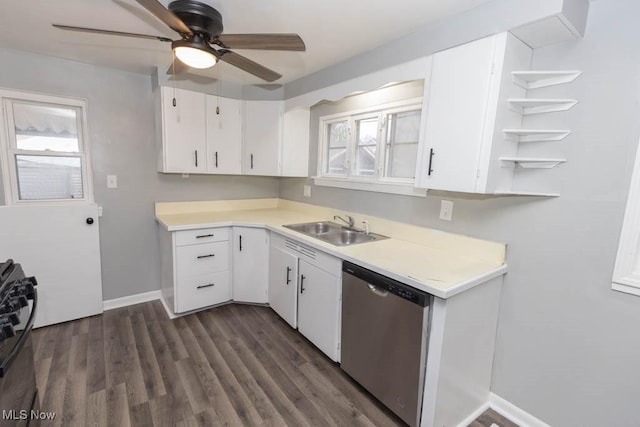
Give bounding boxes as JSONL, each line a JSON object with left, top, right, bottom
{"left": 286, "top": 266, "right": 291, "bottom": 284}
{"left": 300, "top": 274, "right": 306, "bottom": 294}
{"left": 197, "top": 254, "right": 215, "bottom": 259}
{"left": 197, "top": 283, "right": 215, "bottom": 289}
{"left": 196, "top": 234, "right": 214, "bottom": 239}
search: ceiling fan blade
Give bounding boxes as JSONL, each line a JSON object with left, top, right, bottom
{"left": 216, "top": 34, "right": 305, "bottom": 51}
{"left": 52, "top": 24, "right": 172, "bottom": 42}
{"left": 165, "top": 58, "right": 190, "bottom": 75}
{"left": 134, "top": 0, "right": 192, "bottom": 35}
{"left": 218, "top": 50, "right": 282, "bottom": 82}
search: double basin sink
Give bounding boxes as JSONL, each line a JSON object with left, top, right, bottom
{"left": 283, "top": 221, "right": 388, "bottom": 246}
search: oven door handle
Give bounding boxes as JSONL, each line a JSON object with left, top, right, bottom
{"left": 0, "top": 288, "right": 37, "bottom": 378}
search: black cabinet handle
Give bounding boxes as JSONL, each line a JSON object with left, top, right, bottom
{"left": 197, "top": 283, "right": 215, "bottom": 289}
{"left": 197, "top": 254, "right": 215, "bottom": 259}
{"left": 196, "top": 234, "right": 214, "bottom": 239}
{"left": 286, "top": 267, "right": 291, "bottom": 284}
{"left": 195, "top": 150, "right": 199, "bottom": 168}
{"left": 427, "top": 148, "right": 435, "bottom": 176}
{"left": 300, "top": 274, "right": 306, "bottom": 294}
{"left": 86, "top": 217, "right": 94, "bottom": 225}
{"left": 215, "top": 151, "right": 218, "bottom": 168}
{"left": 239, "top": 235, "right": 243, "bottom": 251}
{"left": 250, "top": 154, "right": 254, "bottom": 169}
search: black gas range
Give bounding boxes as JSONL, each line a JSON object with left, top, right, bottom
{"left": 0, "top": 259, "right": 39, "bottom": 426}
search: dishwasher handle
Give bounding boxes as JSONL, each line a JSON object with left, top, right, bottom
{"left": 367, "top": 284, "right": 389, "bottom": 297}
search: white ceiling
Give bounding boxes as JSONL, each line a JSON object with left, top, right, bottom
{"left": 0, "top": 0, "right": 494, "bottom": 85}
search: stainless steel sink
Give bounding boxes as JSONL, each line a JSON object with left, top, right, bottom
{"left": 283, "top": 221, "right": 388, "bottom": 246}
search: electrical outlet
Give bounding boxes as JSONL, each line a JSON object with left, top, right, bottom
{"left": 106, "top": 175, "right": 118, "bottom": 189}
{"left": 440, "top": 200, "right": 453, "bottom": 221}
{"left": 303, "top": 185, "right": 311, "bottom": 198}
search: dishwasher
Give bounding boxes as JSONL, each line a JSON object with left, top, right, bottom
{"left": 341, "top": 261, "right": 432, "bottom": 427}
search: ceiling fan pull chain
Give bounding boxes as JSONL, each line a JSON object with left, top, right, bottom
{"left": 216, "top": 65, "right": 221, "bottom": 115}
{"left": 171, "top": 49, "right": 177, "bottom": 107}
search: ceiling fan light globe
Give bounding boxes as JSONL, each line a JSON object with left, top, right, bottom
{"left": 174, "top": 46, "right": 217, "bottom": 69}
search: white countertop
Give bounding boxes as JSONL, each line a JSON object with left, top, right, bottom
{"left": 155, "top": 199, "right": 507, "bottom": 299}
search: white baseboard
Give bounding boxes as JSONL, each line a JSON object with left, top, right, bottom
{"left": 455, "top": 402, "right": 490, "bottom": 427}
{"left": 488, "top": 393, "right": 550, "bottom": 427}
{"left": 103, "top": 290, "right": 161, "bottom": 311}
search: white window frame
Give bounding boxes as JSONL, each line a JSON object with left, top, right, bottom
{"left": 613, "top": 138, "right": 640, "bottom": 296}
{"left": 0, "top": 88, "right": 94, "bottom": 205}
{"left": 315, "top": 97, "right": 427, "bottom": 197}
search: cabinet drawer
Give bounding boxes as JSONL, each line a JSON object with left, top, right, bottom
{"left": 176, "top": 241, "right": 230, "bottom": 275}
{"left": 175, "top": 227, "right": 229, "bottom": 246}
{"left": 176, "top": 270, "right": 231, "bottom": 313}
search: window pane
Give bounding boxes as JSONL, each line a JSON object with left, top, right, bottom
{"left": 355, "top": 117, "right": 378, "bottom": 177}
{"left": 16, "top": 155, "right": 83, "bottom": 200}
{"left": 385, "top": 110, "right": 420, "bottom": 179}
{"left": 326, "top": 121, "right": 349, "bottom": 175}
{"left": 13, "top": 103, "right": 79, "bottom": 152}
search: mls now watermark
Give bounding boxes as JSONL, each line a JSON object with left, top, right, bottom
{"left": 2, "top": 409, "right": 56, "bottom": 421}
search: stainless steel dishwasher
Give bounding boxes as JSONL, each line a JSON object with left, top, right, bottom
{"left": 341, "top": 261, "right": 431, "bottom": 427}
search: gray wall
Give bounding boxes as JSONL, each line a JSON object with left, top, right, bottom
{"left": 0, "top": 48, "right": 279, "bottom": 300}
{"left": 280, "top": 0, "right": 640, "bottom": 425}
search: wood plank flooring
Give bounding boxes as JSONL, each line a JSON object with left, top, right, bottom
{"left": 31, "top": 300, "right": 516, "bottom": 427}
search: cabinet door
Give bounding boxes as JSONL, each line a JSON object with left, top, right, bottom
{"left": 206, "top": 95, "right": 242, "bottom": 174}
{"left": 161, "top": 86, "right": 207, "bottom": 173}
{"left": 268, "top": 246, "right": 298, "bottom": 328}
{"left": 281, "top": 107, "right": 310, "bottom": 177}
{"left": 243, "top": 100, "right": 282, "bottom": 176}
{"left": 298, "top": 260, "right": 341, "bottom": 362}
{"left": 232, "top": 227, "right": 269, "bottom": 303}
{"left": 415, "top": 35, "right": 498, "bottom": 192}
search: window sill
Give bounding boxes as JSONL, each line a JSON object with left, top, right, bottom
{"left": 313, "top": 177, "right": 427, "bottom": 197}
{"left": 612, "top": 276, "right": 640, "bottom": 297}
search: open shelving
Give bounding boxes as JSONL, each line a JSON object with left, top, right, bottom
{"left": 503, "top": 129, "right": 571, "bottom": 142}
{"left": 511, "top": 71, "right": 582, "bottom": 89}
{"left": 507, "top": 98, "right": 577, "bottom": 115}
{"left": 500, "top": 157, "right": 566, "bottom": 169}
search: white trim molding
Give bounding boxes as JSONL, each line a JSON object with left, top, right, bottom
{"left": 103, "top": 290, "right": 161, "bottom": 311}
{"left": 488, "top": 393, "right": 551, "bottom": 427}
{"left": 612, "top": 137, "right": 640, "bottom": 296}
{"left": 313, "top": 176, "right": 427, "bottom": 197}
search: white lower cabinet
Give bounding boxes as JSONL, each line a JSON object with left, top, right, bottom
{"left": 268, "top": 233, "right": 342, "bottom": 362}
{"left": 268, "top": 246, "right": 298, "bottom": 328}
{"left": 160, "top": 226, "right": 232, "bottom": 314}
{"left": 232, "top": 227, "right": 269, "bottom": 303}
{"left": 297, "top": 259, "right": 342, "bottom": 362}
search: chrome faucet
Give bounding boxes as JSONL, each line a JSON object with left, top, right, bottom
{"left": 362, "top": 220, "right": 370, "bottom": 235}
{"left": 333, "top": 215, "right": 354, "bottom": 228}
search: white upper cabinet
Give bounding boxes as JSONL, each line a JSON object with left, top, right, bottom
{"left": 415, "top": 33, "right": 532, "bottom": 194}
{"left": 206, "top": 95, "right": 243, "bottom": 175}
{"left": 243, "top": 100, "right": 282, "bottom": 175}
{"left": 281, "top": 107, "right": 311, "bottom": 177}
{"left": 158, "top": 86, "right": 207, "bottom": 173}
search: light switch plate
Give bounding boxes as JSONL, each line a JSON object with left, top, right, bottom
{"left": 440, "top": 200, "right": 453, "bottom": 221}
{"left": 303, "top": 185, "right": 311, "bottom": 198}
{"left": 106, "top": 175, "right": 118, "bottom": 189}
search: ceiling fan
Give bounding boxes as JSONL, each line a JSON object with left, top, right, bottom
{"left": 52, "top": 0, "right": 305, "bottom": 82}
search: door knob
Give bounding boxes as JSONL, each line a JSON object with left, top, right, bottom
{"left": 86, "top": 217, "right": 94, "bottom": 225}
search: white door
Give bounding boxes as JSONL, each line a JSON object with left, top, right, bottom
{"left": 161, "top": 86, "right": 207, "bottom": 173}
{"left": 268, "top": 246, "right": 298, "bottom": 328}
{"left": 243, "top": 100, "right": 282, "bottom": 176}
{"left": 206, "top": 95, "right": 242, "bottom": 175}
{"left": 232, "top": 227, "right": 269, "bottom": 303}
{"left": 297, "top": 259, "right": 341, "bottom": 362}
{"left": 0, "top": 204, "right": 103, "bottom": 327}
{"left": 415, "top": 35, "right": 497, "bottom": 192}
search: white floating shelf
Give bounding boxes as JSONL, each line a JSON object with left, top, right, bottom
{"left": 508, "top": 98, "right": 578, "bottom": 115}
{"left": 494, "top": 191, "right": 560, "bottom": 197}
{"left": 503, "top": 129, "right": 571, "bottom": 143}
{"left": 511, "top": 71, "right": 582, "bottom": 89}
{"left": 500, "top": 157, "right": 567, "bottom": 169}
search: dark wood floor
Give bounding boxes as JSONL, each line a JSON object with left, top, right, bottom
{"left": 32, "top": 300, "right": 516, "bottom": 427}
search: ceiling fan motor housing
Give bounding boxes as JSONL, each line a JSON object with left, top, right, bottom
{"left": 169, "top": 0, "right": 223, "bottom": 38}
